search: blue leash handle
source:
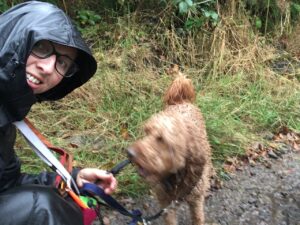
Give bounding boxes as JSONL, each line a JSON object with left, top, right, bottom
{"left": 81, "top": 183, "right": 143, "bottom": 225}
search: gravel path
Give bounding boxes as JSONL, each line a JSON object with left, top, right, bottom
{"left": 95, "top": 148, "right": 300, "bottom": 225}
{"left": 205, "top": 149, "right": 300, "bottom": 225}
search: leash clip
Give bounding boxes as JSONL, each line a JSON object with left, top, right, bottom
{"left": 142, "top": 218, "right": 149, "bottom": 225}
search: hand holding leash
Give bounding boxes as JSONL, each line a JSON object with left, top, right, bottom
{"left": 77, "top": 168, "right": 118, "bottom": 195}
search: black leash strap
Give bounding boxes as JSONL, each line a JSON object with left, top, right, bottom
{"left": 95, "top": 159, "right": 131, "bottom": 185}
{"left": 81, "top": 159, "right": 165, "bottom": 225}
{"left": 110, "top": 159, "right": 131, "bottom": 175}
{"left": 81, "top": 183, "right": 144, "bottom": 224}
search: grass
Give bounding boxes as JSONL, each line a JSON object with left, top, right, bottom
{"left": 201, "top": 71, "right": 300, "bottom": 165}
{"left": 20, "top": 63, "right": 300, "bottom": 196}
{"left": 17, "top": 12, "right": 300, "bottom": 197}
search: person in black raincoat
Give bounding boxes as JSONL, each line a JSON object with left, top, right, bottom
{"left": 0, "top": 1, "right": 117, "bottom": 224}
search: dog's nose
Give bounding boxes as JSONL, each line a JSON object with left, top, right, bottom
{"left": 126, "top": 148, "right": 136, "bottom": 160}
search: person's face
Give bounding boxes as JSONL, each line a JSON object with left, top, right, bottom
{"left": 26, "top": 41, "right": 78, "bottom": 94}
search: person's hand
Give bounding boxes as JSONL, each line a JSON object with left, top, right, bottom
{"left": 76, "top": 168, "right": 117, "bottom": 194}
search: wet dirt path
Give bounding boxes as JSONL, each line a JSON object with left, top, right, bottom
{"left": 204, "top": 150, "right": 300, "bottom": 225}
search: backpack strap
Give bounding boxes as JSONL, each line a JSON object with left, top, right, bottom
{"left": 24, "top": 118, "right": 73, "bottom": 188}
{"left": 17, "top": 118, "right": 99, "bottom": 225}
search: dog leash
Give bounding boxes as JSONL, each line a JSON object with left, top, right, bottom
{"left": 81, "top": 182, "right": 165, "bottom": 225}
{"left": 81, "top": 159, "right": 145, "bottom": 224}
{"left": 81, "top": 183, "right": 144, "bottom": 224}
{"left": 81, "top": 159, "right": 166, "bottom": 225}
{"left": 110, "top": 159, "right": 131, "bottom": 175}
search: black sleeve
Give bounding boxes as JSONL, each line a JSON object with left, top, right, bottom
{"left": 0, "top": 124, "right": 60, "bottom": 193}
{"left": 0, "top": 123, "right": 21, "bottom": 192}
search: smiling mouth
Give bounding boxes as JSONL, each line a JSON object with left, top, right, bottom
{"left": 26, "top": 73, "right": 41, "bottom": 84}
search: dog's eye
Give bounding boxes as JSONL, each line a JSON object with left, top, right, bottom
{"left": 156, "top": 136, "right": 163, "bottom": 142}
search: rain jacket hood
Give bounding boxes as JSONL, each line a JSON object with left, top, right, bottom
{"left": 0, "top": 1, "right": 97, "bottom": 127}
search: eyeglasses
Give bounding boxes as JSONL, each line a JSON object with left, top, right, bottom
{"left": 31, "top": 40, "right": 78, "bottom": 78}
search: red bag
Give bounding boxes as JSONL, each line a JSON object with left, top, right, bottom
{"left": 82, "top": 208, "right": 98, "bottom": 225}
{"left": 24, "top": 118, "right": 99, "bottom": 225}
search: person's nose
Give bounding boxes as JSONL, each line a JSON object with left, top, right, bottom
{"left": 36, "top": 55, "right": 56, "bottom": 75}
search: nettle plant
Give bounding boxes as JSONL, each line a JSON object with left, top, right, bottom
{"left": 172, "top": 0, "right": 219, "bottom": 30}
{"left": 244, "top": 0, "right": 300, "bottom": 33}
{"left": 76, "top": 9, "right": 101, "bottom": 28}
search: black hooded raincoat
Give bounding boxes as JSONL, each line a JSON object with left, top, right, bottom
{"left": 0, "top": 1, "right": 97, "bottom": 224}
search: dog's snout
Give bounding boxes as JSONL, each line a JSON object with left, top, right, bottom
{"left": 126, "top": 147, "right": 136, "bottom": 160}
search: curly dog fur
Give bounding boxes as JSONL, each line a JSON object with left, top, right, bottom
{"left": 127, "top": 75, "right": 213, "bottom": 225}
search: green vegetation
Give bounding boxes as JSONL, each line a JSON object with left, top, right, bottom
{"left": 9, "top": 0, "right": 300, "bottom": 196}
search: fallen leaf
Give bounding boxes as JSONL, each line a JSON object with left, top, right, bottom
{"left": 224, "top": 164, "right": 236, "bottom": 173}
{"left": 120, "top": 123, "right": 130, "bottom": 140}
{"left": 61, "top": 133, "right": 71, "bottom": 139}
{"left": 103, "top": 216, "right": 110, "bottom": 225}
{"left": 69, "top": 143, "right": 79, "bottom": 148}
{"left": 293, "top": 142, "right": 300, "bottom": 151}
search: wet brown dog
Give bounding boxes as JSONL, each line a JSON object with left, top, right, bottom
{"left": 127, "top": 75, "right": 213, "bottom": 225}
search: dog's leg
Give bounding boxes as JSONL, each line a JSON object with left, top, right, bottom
{"left": 156, "top": 190, "right": 177, "bottom": 225}
{"left": 163, "top": 208, "right": 177, "bottom": 225}
{"left": 187, "top": 195, "right": 205, "bottom": 225}
{"left": 187, "top": 165, "right": 211, "bottom": 225}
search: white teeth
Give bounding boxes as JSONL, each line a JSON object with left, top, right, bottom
{"left": 26, "top": 74, "right": 41, "bottom": 84}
